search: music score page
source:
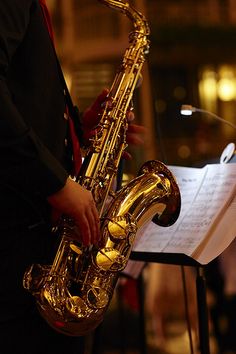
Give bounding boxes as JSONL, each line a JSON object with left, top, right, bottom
{"left": 132, "top": 163, "right": 236, "bottom": 265}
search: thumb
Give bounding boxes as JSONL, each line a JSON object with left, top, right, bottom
{"left": 90, "top": 88, "right": 109, "bottom": 113}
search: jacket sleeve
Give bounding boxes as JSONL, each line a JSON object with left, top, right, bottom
{"left": 0, "top": 0, "right": 68, "bottom": 197}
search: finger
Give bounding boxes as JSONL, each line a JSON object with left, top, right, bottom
{"left": 127, "top": 111, "right": 135, "bottom": 122}
{"left": 127, "top": 124, "right": 147, "bottom": 134}
{"left": 122, "top": 151, "right": 132, "bottom": 160}
{"left": 85, "top": 196, "right": 100, "bottom": 241}
{"left": 83, "top": 128, "right": 97, "bottom": 143}
{"left": 91, "top": 203, "right": 100, "bottom": 244}
{"left": 76, "top": 216, "right": 91, "bottom": 247}
{"left": 91, "top": 206, "right": 100, "bottom": 244}
{"left": 126, "top": 133, "right": 144, "bottom": 145}
{"left": 86, "top": 204, "right": 100, "bottom": 244}
{"left": 90, "top": 88, "right": 109, "bottom": 113}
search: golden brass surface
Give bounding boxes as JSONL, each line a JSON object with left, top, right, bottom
{"left": 23, "top": 0, "right": 181, "bottom": 336}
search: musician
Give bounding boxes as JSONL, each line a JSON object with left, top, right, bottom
{"left": 0, "top": 1, "right": 145, "bottom": 353}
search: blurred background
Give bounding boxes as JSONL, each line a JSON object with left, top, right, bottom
{"left": 46, "top": 1, "right": 236, "bottom": 353}
{"left": 47, "top": 0, "right": 236, "bottom": 174}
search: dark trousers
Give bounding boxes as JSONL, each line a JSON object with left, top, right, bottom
{"left": 0, "top": 191, "right": 85, "bottom": 354}
{"left": 0, "top": 308, "right": 85, "bottom": 354}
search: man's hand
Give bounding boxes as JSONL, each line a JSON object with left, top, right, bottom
{"left": 47, "top": 178, "right": 100, "bottom": 246}
{"left": 82, "top": 88, "right": 147, "bottom": 156}
{"left": 82, "top": 89, "right": 109, "bottom": 144}
{"left": 124, "top": 110, "right": 147, "bottom": 159}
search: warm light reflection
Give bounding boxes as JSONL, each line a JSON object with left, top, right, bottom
{"left": 217, "top": 66, "right": 236, "bottom": 101}
{"left": 64, "top": 71, "right": 72, "bottom": 91}
{"left": 199, "top": 69, "right": 218, "bottom": 101}
{"left": 217, "top": 77, "right": 236, "bottom": 101}
{"left": 178, "top": 145, "right": 191, "bottom": 159}
{"left": 199, "top": 65, "right": 236, "bottom": 133}
{"left": 199, "top": 65, "right": 236, "bottom": 104}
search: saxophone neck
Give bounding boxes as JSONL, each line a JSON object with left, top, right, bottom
{"left": 98, "top": 0, "right": 150, "bottom": 36}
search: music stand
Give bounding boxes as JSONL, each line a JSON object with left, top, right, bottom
{"left": 130, "top": 251, "right": 210, "bottom": 354}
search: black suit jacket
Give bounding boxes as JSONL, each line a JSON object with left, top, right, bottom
{"left": 0, "top": 0, "right": 71, "bottom": 221}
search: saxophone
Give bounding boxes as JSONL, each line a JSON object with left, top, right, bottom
{"left": 23, "top": 0, "right": 181, "bottom": 336}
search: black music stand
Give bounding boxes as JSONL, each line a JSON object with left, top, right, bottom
{"left": 90, "top": 270, "right": 146, "bottom": 354}
{"left": 130, "top": 251, "right": 211, "bottom": 354}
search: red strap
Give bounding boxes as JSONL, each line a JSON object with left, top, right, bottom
{"left": 39, "top": 0, "right": 54, "bottom": 42}
{"left": 39, "top": 0, "right": 82, "bottom": 177}
{"left": 66, "top": 108, "right": 83, "bottom": 177}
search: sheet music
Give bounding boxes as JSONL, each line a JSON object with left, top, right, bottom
{"left": 195, "top": 193, "right": 236, "bottom": 264}
{"left": 132, "top": 163, "right": 236, "bottom": 264}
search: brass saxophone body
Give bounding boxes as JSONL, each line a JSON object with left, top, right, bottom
{"left": 23, "top": 0, "right": 181, "bottom": 336}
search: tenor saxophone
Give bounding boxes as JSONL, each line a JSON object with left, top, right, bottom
{"left": 23, "top": 0, "right": 181, "bottom": 336}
